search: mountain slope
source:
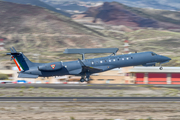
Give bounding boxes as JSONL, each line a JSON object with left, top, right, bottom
{"left": 82, "top": 0, "right": 180, "bottom": 11}
{"left": 0, "top": 1, "right": 121, "bottom": 60}
{"left": 2, "top": 0, "right": 71, "bottom": 17}
{"left": 82, "top": 2, "right": 180, "bottom": 29}
{"left": 42, "top": 0, "right": 180, "bottom": 11}
{"left": 117, "top": 0, "right": 180, "bottom": 11}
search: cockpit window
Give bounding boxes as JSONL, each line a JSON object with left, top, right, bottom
{"left": 151, "top": 52, "right": 157, "bottom": 56}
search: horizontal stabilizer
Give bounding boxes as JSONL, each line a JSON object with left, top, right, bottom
{"left": 18, "top": 73, "right": 39, "bottom": 78}
{"left": 64, "top": 48, "right": 119, "bottom": 54}
{"left": 78, "top": 59, "right": 103, "bottom": 73}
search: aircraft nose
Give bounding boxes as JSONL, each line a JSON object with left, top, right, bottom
{"left": 160, "top": 56, "right": 171, "bottom": 62}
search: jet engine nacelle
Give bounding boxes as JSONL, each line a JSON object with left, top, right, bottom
{"left": 143, "top": 62, "right": 156, "bottom": 66}
{"left": 38, "top": 62, "right": 62, "bottom": 71}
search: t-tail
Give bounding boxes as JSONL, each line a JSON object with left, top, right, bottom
{"left": 6, "top": 47, "right": 34, "bottom": 71}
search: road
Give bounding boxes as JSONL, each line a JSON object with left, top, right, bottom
{"left": 0, "top": 97, "right": 180, "bottom": 102}
{"left": 0, "top": 84, "right": 180, "bottom": 89}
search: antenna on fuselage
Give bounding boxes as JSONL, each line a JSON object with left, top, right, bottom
{"left": 63, "top": 48, "right": 119, "bottom": 60}
{"left": 81, "top": 54, "right": 85, "bottom": 60}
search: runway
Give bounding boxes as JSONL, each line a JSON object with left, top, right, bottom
{"left": 0, "top": 97, "right": 180, "bottom": 102}
{"left": 0, "top": 84, "right": 180, "bottom": 89}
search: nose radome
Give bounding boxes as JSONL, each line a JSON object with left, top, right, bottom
{"left": 167, "top": 57, "right": 171, "bottom": 61}
{"left": 162, "top": 56, "right": 171, "bottom": 61}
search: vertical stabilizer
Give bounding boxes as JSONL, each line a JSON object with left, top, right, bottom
{"left": 7, "top": 47, "right": 34, "bottom": 71}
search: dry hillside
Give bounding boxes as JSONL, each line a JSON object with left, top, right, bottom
{"left": 0, "top": 1, "right": 123, "bottom": 62}
{"left": 80, "top": 2, "right": 180, "bottom": 29}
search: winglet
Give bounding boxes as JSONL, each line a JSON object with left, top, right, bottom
{"left": 12, "top": 47, "right": 17, "bottom": 53}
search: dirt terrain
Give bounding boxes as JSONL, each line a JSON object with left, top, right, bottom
{"left": 0, "top": 86, "right": 179, "bottom": 97}
{"left": 0, "top": 102, "right": 179, "bottom": 120}
{"left": 0, "top": 86, "right": 179, "bottom": 119}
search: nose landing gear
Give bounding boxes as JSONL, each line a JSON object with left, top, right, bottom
{"left": 159, "top": 65, "right": 163, "bottom": 70}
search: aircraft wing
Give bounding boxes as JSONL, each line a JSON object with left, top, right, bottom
{"left": 78, "top": 59, "right": 103, "bottom": 73}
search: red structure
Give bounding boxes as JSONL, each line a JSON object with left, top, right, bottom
{"left": 124, "top": 40, "right": 129, "bottom": 53}
{"left": 135, "top": 73, "right": 144, "bottom": 84}
{"left": 0, "top": 38, "right": 5, "bottom": 51}
{"left": 130, "top": 67, "right": 180, "bottom": 84}
{"left": 171, "top": 74, "right": 180, "bottom": 84}
{"left": 148, "top": 73, "right": 167, "bottom": 84}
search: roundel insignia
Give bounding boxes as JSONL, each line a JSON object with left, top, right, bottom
{"left": 51, "top": 64, "right": 56, "bottom": 69}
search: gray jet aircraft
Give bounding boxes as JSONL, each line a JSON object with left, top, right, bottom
{"left": 7, "top": 47, "right": 171, "bottom": 82}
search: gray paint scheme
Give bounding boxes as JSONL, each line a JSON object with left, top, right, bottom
{"left": 64, "top": 48, "right": 119, "bottom": 54}
{"left": 7, "top": 48, "right": 171, "bottom": 82}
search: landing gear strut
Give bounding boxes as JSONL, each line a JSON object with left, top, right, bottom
{"left": 80, "top": 73, "right": 90, "bottom": 82}
{"left": 85, "top": 77, "right": 90, "bottom": 82}
{"left": 85, "top": 72, "right": 90, "bottom": 82}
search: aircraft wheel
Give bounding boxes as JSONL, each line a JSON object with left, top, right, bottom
{"left": 80, "top": 78, "right": 85, "bottom": 82}
{"left": 85, "top": 78, "right": 89, "bottom": 82}
{"left": 159, "top": 67, "right": 163, "bottom": 70}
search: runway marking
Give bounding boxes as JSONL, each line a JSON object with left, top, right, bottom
{"left": 0, "top": 97, "right": 180, "bottom": 102}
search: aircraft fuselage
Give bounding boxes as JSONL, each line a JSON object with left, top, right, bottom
{"left": 23, "top": 51, "right": 171, "bottom": 77}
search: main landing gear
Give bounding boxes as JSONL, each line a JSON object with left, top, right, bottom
{"left": 80, "top": 77, "right": 85, "bottom": 82}
{"left": 80, "top": 72, "right": 90, "bottom": 82}
{"left": 80, "top": 77, "right": 90, "bottom": 82}
{"left": 80, "top": 74, "right": 90, "bottom": 82}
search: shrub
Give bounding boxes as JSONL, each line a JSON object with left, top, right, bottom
{"left": 0, "top": 74, "right": 8, "bottom": 80}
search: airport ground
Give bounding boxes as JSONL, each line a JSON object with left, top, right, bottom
{"left": 0, "top": 101, "right": 180, "bottom": 120}
{"left": 0, "top": 84, "right": 179, "bottom": 97}
{"left": 0, "top": 85, "right": 180, "bottom": 120}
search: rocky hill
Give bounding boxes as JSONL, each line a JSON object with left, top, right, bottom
{"left": 42, "top": 0, "right": 180, "bottom": 11}
{"left": 118, "top": 0, "right": 180, "bottom": 11}
{"left": 0, "top": 1, "right": 122, "bottom": 62}
{"left": 88, "top": 0, "right": 180, "bottom": 11}
{"left": 1, "top": 1, "right": 180, "bottom": 67}
{"left": 81, "top": 2, "right": 180, "bottom": 29}
{"left": 2, "top": 0, "right": 71, "bottom": 17}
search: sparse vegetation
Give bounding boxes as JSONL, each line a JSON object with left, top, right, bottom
{"left": 0, "top": 74, "right": 8, "bottom": 80}
{"left": 70, "top": 116, "right": 75, "bottom": 120}
{"left": 0, "top": 101, "right": 179, "bottom": 119}
{"left": 0, "top": 1, "right": 180, "bottom": 67}
{"left": 0, "top": 86, "right": 179, "bottom": 97}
